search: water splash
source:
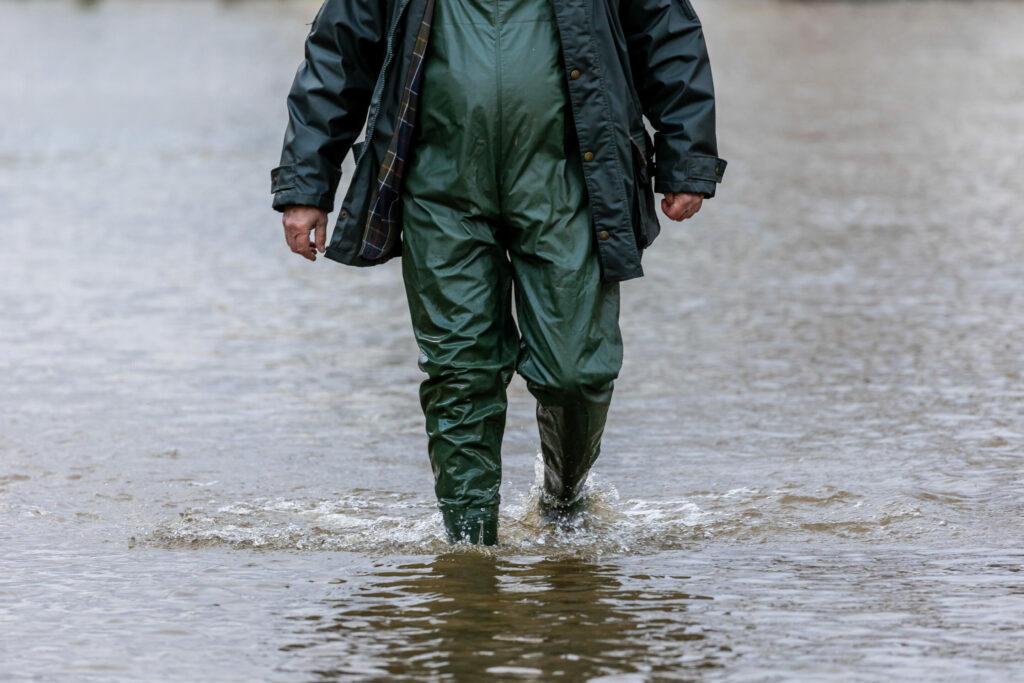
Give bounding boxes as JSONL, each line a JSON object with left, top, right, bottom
{"left": 144, "top": 454, "right": 945, "bottom": 555}
{"left": 146, "top": 455, "right": 705, "bottom": 556}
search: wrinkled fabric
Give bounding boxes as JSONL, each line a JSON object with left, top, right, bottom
{"left": 271, "top": 0, "right": 727, "bottom": 282}
{"left": 358, "top": 0, "right": 435, "bottom": 260}
{"left": 399, "top": 0, "right": 622, "bottom": 544}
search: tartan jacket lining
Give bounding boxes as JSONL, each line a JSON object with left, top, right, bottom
{"left": 358, "top": 0, "right": 436, "bottom": 260}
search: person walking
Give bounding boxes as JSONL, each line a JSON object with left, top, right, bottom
{"left": 272, "top": 0, "right": 726, "bottom": 545}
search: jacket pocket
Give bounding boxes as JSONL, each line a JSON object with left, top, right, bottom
{"left": 628, "top": 127, "right": 660, "bottom": 250}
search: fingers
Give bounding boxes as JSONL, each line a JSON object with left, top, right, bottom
{"left": 660, "top": 195, "right": 687, "bottom": 221}
{"left": 283, "top": 217, "right": 316, "bottom": 260}
{"left": 662, "top": 195, "right": 684, "bottom": 220}
{"left": 296, "top": 236, "right": 316, "bottom": 260}
{"left": 680, "top": 198, "right": 702, "bottom": 220}
{"left": 282, "top": 207, "right": 329, "bottom": 261}
{"left": 314, "top": 214, "right": 327, "bottom": 254}
{"left": 661, "top": 193, "right": 703, "bottom": 222}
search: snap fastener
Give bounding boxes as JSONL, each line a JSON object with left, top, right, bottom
{"left": 598, "top": 230, "right": 610, "bottom": 241}
{"left": 583, "top": 151, "right": 594, "bottom": 162}
{"left": 570, "top": 69, "right": 580, "bottom": 80}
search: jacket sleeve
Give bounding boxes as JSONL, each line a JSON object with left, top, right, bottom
{"left": 621, "top": 0, "right": 726, "bottom": 197}
{"left": 271, "top": 0, "right": 388, "bottom": 212}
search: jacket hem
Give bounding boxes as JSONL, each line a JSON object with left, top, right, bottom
{"left": 324, "top": 244, "right": 399, "bottom": 267}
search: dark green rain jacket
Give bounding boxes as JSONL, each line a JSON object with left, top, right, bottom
{"left": 271, "top": 0, "right": 726, "bottom": 282}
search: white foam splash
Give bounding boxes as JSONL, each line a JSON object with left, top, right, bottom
{"left": 145, "top": 454, "right": 940, "bottom": 554}
{"left": 147, "top": 454, "right": 717, "bottom": 556}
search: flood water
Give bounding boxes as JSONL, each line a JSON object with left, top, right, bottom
{"left": 2, "top": 0, "right": 1023, "bottom": 679}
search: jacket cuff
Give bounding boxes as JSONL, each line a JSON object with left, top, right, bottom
{"left": 654, "top": 178, "right": 719, "bottom": 198}
{"left": 653, "top": 138, "right": 727, "bottom": 198}
{"left": 272, "top": 190, "right": 334, "bottom": 212}
{"left": 270, "top": 165, "right": 335, "bottom": 212}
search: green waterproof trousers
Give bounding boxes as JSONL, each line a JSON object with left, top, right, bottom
{"left": 399, "top": 0, "right": 624, "bottom": 545}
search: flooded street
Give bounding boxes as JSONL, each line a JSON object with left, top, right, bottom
{"left": 2, "top": 0, "right": 1023, "bottom": 679}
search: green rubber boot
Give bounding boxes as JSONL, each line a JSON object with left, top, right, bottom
{"left": 441, "top": 506, "right": 499, "bottom": 545}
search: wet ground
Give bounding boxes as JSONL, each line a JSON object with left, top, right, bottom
{"left": 2, "top": 0, "right": 1023, "bottom": 679}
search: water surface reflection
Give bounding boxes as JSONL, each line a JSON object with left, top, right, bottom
{"left": 288, "top": 554, "right": 725, "bottom": 679}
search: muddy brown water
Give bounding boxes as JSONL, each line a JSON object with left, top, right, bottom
{"left": 2, "top": 0, "right": 1023, "bottom": 680}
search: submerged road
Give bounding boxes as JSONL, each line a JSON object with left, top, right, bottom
{"left": 1, "top": 0, "right": 1022, "bottom": 679}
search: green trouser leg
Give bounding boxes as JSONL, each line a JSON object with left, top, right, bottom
{"left": 399, "top": 0, "right": 623, "bottom": 544}
{"left": 508, "top": 189, "right": 621, "bottom": 513}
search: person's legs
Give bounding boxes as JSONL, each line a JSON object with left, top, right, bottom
{"left": 497, "top": 0, "right": 624, "bottom": 517}
{"left": 400, "top": 0, "right": 623, "bottom": 542}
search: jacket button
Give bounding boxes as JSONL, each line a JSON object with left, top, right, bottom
{"left": 340, "top": 210, "right": 348, "bottom": 218}
{"left": 570, "top": 69, "right": 580, "bottom": 79}
{"left": 598, "top": 230, "right": 610, "bottom": 241}
{"left": 583, "top": 151, "right": 594, "bottom": 162}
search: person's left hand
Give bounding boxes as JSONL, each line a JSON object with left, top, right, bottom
{"left": 661, "top": 192, "right": 703, "bottom": 221}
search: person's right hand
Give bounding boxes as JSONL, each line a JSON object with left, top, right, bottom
{"left": 282, "top": 206, "right": 328, "bottom": 261}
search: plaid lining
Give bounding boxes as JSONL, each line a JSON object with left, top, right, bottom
{"left": 358, "top": 0, "right": 437, "bottom": 260}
